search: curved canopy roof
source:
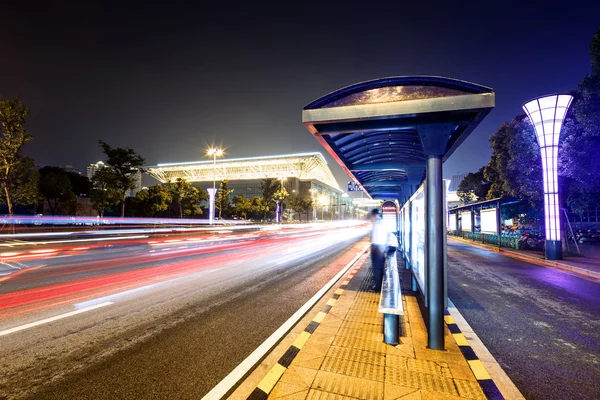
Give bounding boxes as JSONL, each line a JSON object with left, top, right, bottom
{"left": 302, "top": 76, "right": 495, "bottom": 201}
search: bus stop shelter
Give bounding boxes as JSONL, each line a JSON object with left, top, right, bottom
{"left": 302, "top": 76, "right": 495, "bottom": 349}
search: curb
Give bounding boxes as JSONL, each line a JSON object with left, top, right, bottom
{"left": 448, "top": 236, "right": 600, "bottom": 279}
{"left": 246, "top": 261, "right": 364, "bottom": 399}
{"left": 445, "top": 310, "right": 506, "bottom": 400}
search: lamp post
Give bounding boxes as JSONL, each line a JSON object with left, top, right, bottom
{"left": 523, "top": 94, "right": 573, "bottom": 260}
{"left": 206, "top": 147, "right": 224, "bottom": 224}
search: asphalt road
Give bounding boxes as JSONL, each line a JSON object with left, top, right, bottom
{"left": 447, "top": 239, "right": 600, "bottom": 400}
{"left": 0, "top": 224, "right": 368, "bottom": 400}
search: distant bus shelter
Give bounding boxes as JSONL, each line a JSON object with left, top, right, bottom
{"left": 303, "top": 76, "right": 495, "bottom": 349}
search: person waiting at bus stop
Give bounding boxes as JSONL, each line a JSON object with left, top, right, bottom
{"left": 370, "top": 208, "right": 387, "bottom": 291}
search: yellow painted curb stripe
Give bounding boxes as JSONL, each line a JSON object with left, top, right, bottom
{"left": 444, "top": 315, "right": 455, "bottom": 324}
{"left": 326, "top": 298, "right": 336, "bottom": 306}
{"left": 313, "top": 311, "right": 327, "bottom": 323}
{"left": 256, "top": 363, "right": 287, "bottom": 393}
{"left": 335, "top": 288, "right": 344, "bottom": 295}
{"left": 292, "top": 331, "right": 311, "bottom": 349}
{"left": 452, "top": 333, "right": 469, "bottom": 346}
{"left": 468, "top": 359, "right": 491, "bottom": 380}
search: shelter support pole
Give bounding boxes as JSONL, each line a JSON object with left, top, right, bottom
{"left": 418, "top": 123, "right": 451, "bottom": 351}
{"left": 426, "top": 155, "right": 444, "bottom": 350}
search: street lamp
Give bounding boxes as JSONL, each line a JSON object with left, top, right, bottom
{"left": 523, "top": 94, "right": 573, "bottom": 260}
{"left": 206, "top": 147, "right": 224, "bottom": 224}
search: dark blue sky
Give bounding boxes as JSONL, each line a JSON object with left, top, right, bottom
{"left": 1, "top": 1, "right": 598, "bottom": 188}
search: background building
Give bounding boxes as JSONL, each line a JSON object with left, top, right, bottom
{"left": 449, "top": 172, "right": 468, "bottom": 192}
{"left": 144, "top": 152, "right": 354, "bottom": 219}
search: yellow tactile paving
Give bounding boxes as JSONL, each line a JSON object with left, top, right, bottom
{"left": 321, "top": 356, "right": 385, "bottom": 381}
{"left": 305, "top": 389, "right": 356, "bottom": 400}
{"left": 454, "top": 378, "right": 487, "bottom": 399}
{"left": 326, "top": 346, "right": 386, "bottom": 366}
{"left": 311, "top": 370, "right": 383, "bottom": 400}
{"left": 262, "top": 255, "right": 498, "bottom": 400}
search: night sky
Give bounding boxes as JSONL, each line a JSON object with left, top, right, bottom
{"left": 2, "top": 1, "right": 599, "bottom": 189}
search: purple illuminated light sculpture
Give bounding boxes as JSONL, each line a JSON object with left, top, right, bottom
{"left": 522, "top": 94, "right": 573, "bottom": 260}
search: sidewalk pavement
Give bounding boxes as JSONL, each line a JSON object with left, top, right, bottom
{"left": 449, "top": 236, "right": 600, "bottom": 279}
{"left": 245, "top": 252, "right": 505, "bottom": 400}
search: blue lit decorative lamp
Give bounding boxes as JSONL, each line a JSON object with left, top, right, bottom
{"left": 522, "top": 94, "right": 573, "bottom": 260}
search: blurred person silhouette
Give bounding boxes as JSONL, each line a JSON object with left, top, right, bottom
{"left": 370, "top": 208, "right": 387, "bottom": 291}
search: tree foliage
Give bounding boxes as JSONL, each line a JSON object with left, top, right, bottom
{"left": 558, "top": 27, "right": 600, "bottom": 215}
{"left": 456, "top": 167, "right": 489, "bottom": 202}
{"left": 98, "top": 141, "right": 145, "bottom": 217}
{"left": 0, "top": 97, "right": 34, "bottom": 214}
{"left": 215, "top": 179, "right": 234, "bottom": 218}
{"left": 90, "top": 167, "right": 120, "bottom": 217}
{"left": 38, "top": 166, "right": 76, "bottom": 215}
{"left": 135, "top": 184, "right": 172, "bottom": 217}
{"left": 167, "top": 178, "right": 206, "bottom": 218}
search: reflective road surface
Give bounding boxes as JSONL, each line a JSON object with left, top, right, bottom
{"left": 447, "top": 238, "right": 600, "bottom": 400}
{"left": 0, "top": 223, "right": 368, "bottom": 399}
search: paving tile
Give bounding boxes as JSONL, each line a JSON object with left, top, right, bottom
{"left": 301, "top": 341, "right": 332, "bottom": 356}
{"left": 419, "top": 390, "right": 464, "bottom": 400}
{"left": 307, "top": 333, "right": 335, "bottom": 346}
{"left": 305, "top": 389, "right": 355, "bottom": 400}
{"left": 386, "top": 354, "right": 409, "bottom": 369}
{"left": 279, "top": 365, "right": 318, "bottom": 389}
{"left": 447, "top": 364, "right": 477, "bottom": 381}
{"left": 454, "top": 378, "right": 487, "bottom": 399}
{"left": 326, "top": 346, "right": 386, "bottom": 366}
{"left": 311, "top": 370, "right": 383, "bottom": 400}
{"left": 332, "top": 335, "right": 388, "bottom": 354}
{"left": 335, "top": 328, "right": 381, "bottom": 342}
{"left": 383, "top": 383, "right": 421, "bottom": 400}
{"left": 340, "top": 320, "right": 383, "bottom": 332}
{"left": 385, "top": 367, "right": 459, "bottom": 396}
{"left": 313, "top": 324, "right": 340, "bottom": 336}
{"left": 386, "top": 342, "right": 416, "bottom": 359}
{"left": 290, "top": 352, "right": 325, "bottom": 370}
{"left": 321, "top": 356, "right": 385, "bottom": 382}
{"left": 268, "top": 382, "right": 309, "bottom": 399}
{"left": 405, "top": 358, "right": 444, "bottom": 376}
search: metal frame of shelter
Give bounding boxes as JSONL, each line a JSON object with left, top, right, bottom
{"left": 303, "top": 76, "right": 495, "bottom": 349}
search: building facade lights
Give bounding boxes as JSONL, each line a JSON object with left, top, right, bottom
{"left": 522, "top": 94, "right": 573, "bottom": 260}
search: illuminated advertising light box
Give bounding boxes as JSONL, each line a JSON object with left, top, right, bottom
{"left": 410, "top": 186, "right": 425, "bottom": 292}
{"left": 448, "top": 213, "right": 457, "bottom": 231}
{"left": 480, "top": 208, "right": 497, "bottom": 234}
{"left": 381, "top": 200, "right": 398, "bottom": 233}
{"left": 460, "top": 211, "right": 472, "bottom": 231}
{"left": 403, "top": 205, "right": 410, "bottom": 262}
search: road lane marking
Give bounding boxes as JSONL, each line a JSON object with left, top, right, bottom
{"left": 202, "top": 244, "right": 370, "bottom": 400}
{"left": 0, "top": 301, "right": 114, "bottom": 337}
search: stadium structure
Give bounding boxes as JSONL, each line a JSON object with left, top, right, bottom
{"left": 144, "top": 152, "right": 357, "bottom": 219}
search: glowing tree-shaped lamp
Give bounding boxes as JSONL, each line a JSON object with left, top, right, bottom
{"left": 522, "top": 94, "right": 573, "bottom": 260}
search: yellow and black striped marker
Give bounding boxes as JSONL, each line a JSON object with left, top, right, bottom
{"left": 246, "top": 267, "right": 360, "bottom": 400}
{"left": 444, "top": 310, "right": 504, "bottom": 399}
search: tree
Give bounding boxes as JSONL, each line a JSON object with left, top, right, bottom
{"left": 457, "top": 167, "right": 489, "bottom": 202}
{"left": 38, "top": 166, "right": 76, "bottom": 215}
{"left": 232, "top": 194, "right": 253, "bottom": 219}
{"left": 0, "top": 97, "right": 33, "bottom": 215}
{"left": 558, "top": 27, "right": 600, "bottom": 215}
{"left": 98, "top": 141, "right": 145, "bottom": 217}
{"left": 90, "top": 167, "right": 120, "bottom": 217}
{"left": 215, "top": 179, "right": 234, "bottom": 219}
{"left": 0, "top": 157, "right": 39, "bottom": 213}
{"left": 135, "top": 184, "right": 172, "bottom": 217}
{"left": 484, "top": 115, "right": 543, "bottom": 204}
{"left": 168, "top": 178, "right": 205, "bottom": 218}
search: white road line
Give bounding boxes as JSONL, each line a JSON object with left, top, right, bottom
{"left": 201, "top": 244, "right": 370, "bottom": 400}
{"left": 0, "top": 301, "right": 114, "bottom": 337}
